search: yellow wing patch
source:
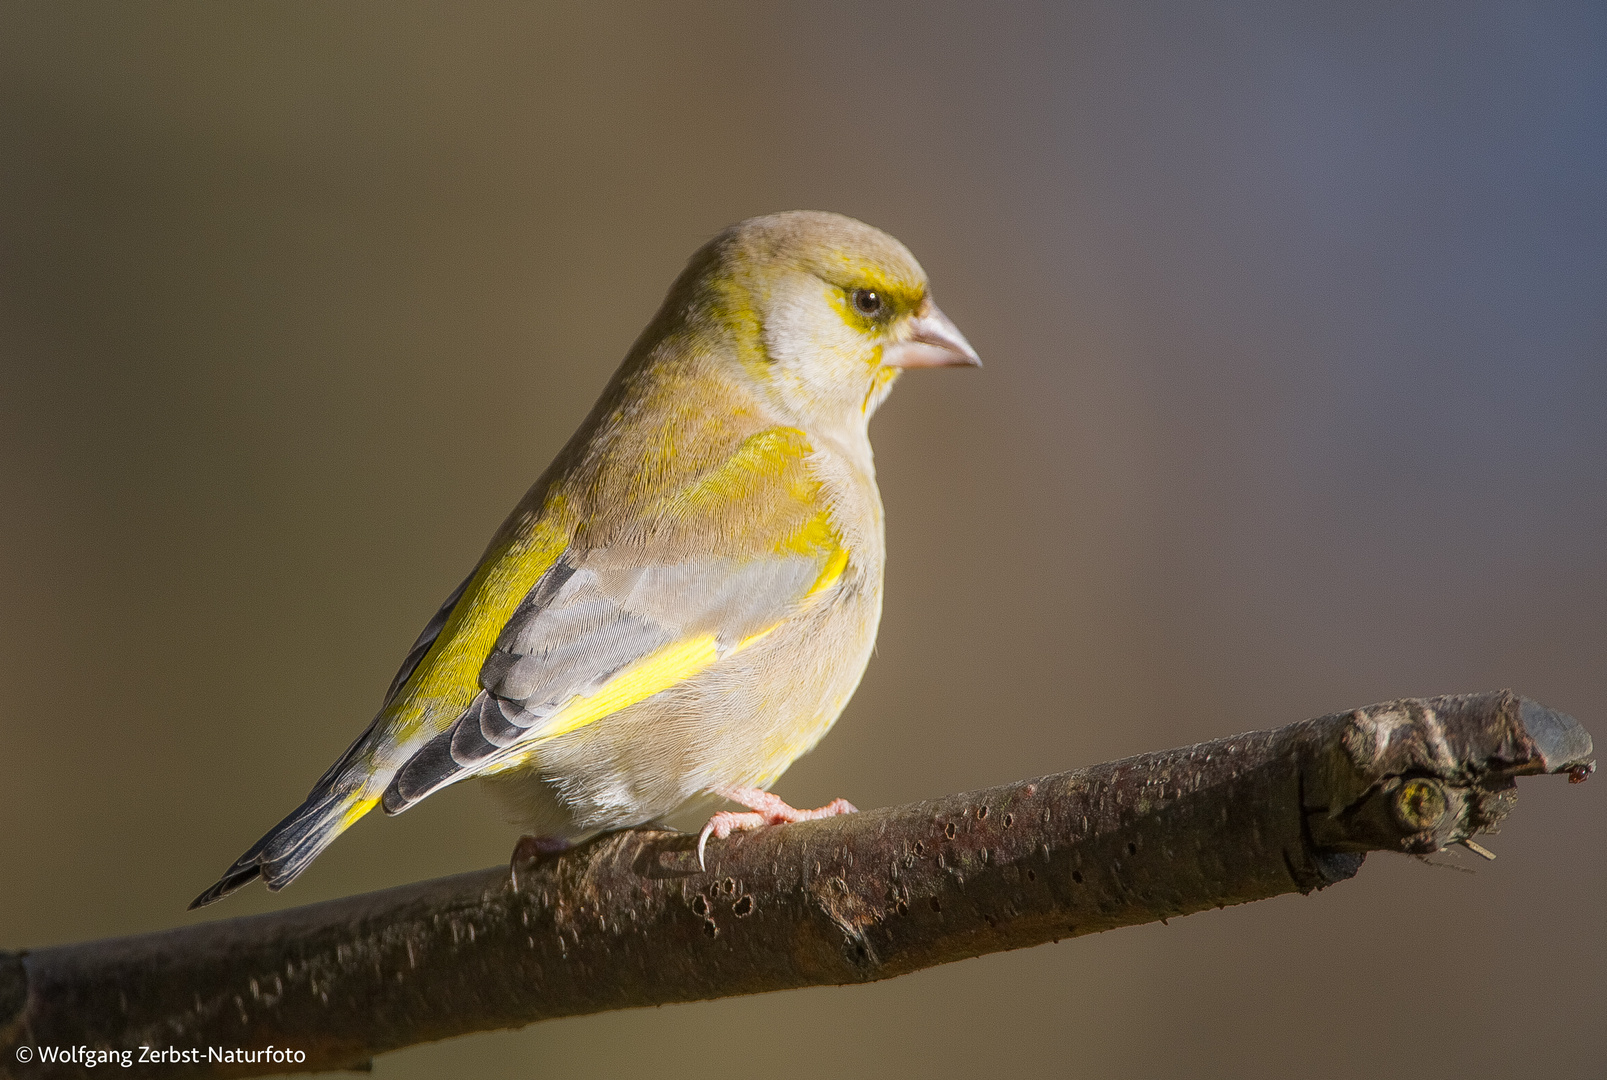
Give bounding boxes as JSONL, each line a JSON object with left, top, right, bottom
{"left": 386, "top": 506, "right": 572, "bottom": 739}
{"left": 659, "top": 426, "right": 818, "bottom": 517}
{"left": 532, "top": 633, "right": 722, "bottom": 743}
{"left": 478, "top": 624, "right": 779, "bottom": 774}
{"left": 779, "top": 506, "right": 850, "bottom": 596}
{"left": 337, "top": 795, "right": 382, "bottom": 833}
{"left": 809, "top": 544, "right": 851, "bottom": 596}
{"left": 647, "top": 425, "right": 850, "bottom": 581}
{"left": 429, "top": 428, "right": 849, "bottom": 772}
{"left": 476, "top": 429, "right": 850, "bottom": 766}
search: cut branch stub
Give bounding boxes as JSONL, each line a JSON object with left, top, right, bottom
{"left": 1305, "top": 691, "right": 1592, "bottom": 854}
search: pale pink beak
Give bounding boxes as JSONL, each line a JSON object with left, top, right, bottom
{"left": 881, "top": 302, "right": 982, "bottom": 369}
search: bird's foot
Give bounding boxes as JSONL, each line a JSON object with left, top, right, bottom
{"left": 696, "top": 787, "right": 858, "bottom": 870}
{"left": 509, "top": 834, "right": 571, "bottom": 889}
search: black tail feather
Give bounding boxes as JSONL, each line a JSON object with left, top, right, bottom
{"left": 187, "top": 864, "right": 261, "bottom": 910}
{"left": 188, "top": 786, "right": 367, "bottom": 910}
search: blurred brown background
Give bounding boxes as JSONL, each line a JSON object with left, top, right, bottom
{"left": 2, "top": 3, "right": 1602, "bottom": 1077}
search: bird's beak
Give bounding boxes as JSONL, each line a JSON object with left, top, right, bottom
{"left": 881, "top": 303, "right": 982, "bottom": 369}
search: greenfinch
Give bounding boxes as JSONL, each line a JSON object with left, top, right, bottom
{"left": 191, "top": 211, "right": 979, "bottom": 908}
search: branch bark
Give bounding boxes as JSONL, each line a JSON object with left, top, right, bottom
{"left": 1, "top": 691, "right": 1593, "bottom": 1078}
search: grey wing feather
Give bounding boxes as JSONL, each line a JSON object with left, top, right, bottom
{"left": 483, "top": 564, "right": 678, "bottom": 708}
{"left": 308, "top": 570, "right": 473, "bottom": 795}
{"left": 381, "top": 551, "right": 820, "bottom": 813}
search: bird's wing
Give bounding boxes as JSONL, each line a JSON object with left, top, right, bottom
{"left": 383, "top": 571, "right": 474, "bottom": 711}
{"left": 381, "top": 426, "right": 849, "bottom": 812}
{"left": 302, "top": 571, "right": 474, "bottom": 795}
{"left": 188, "top": 530, "right": 570, "bottom": 906}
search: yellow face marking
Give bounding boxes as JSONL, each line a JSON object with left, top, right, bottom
{"left": 863, "top": 362, "right": 901, "bottom": 412}
{"left": 702, "top": 275, "right": 769, "bottom": 376}
{"left": 826, "top": 269, "right": 925, "bottom": 336}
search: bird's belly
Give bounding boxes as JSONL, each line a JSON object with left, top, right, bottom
{"left": 480, "top": 580, "right": 881, "bottom": 839}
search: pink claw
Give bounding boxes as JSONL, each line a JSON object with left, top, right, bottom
{"left": 696, "top": 788, "right": 859, "bottom": 870}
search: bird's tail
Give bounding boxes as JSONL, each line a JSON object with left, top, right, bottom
{"left": 188, "top": 782, "right": 380, "bottom": 910}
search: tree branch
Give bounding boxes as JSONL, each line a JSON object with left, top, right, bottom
{"left": 1, "top": 691, "right": 1593, "bottom": 1078}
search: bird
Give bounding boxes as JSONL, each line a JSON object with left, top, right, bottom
{"left": 190, "top": 210, "right": 979, "bottom": 909}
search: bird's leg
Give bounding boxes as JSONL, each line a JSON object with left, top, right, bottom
{"left": 509, "top": 834, "right": 571, "bottom": 889}
{"left": 696, "top": 787, "right": 858, "bottom": 870}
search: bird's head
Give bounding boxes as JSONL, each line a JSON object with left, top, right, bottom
{"left": 667, "top": 211, "right": 979, "bottom": 440}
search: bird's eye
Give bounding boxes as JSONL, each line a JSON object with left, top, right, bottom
{"left": 851, "top": 288, "right": 883, "bottom": 316}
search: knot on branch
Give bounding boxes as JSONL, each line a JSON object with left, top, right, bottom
{"left": 1307, "top": 691, "right": 1593, "bottom": 856}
